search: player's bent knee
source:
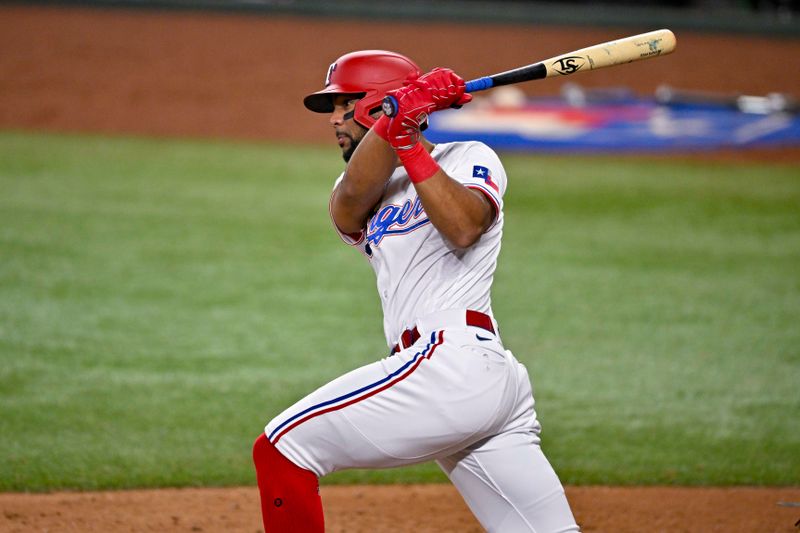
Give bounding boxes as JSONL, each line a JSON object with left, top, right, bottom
{"left": 252, "top": 433, "right": 286, "bottom": 473}
{"left": 253, "top": 433, "right": 318, "bottom": 482}
{"left": 252, "top": 433, "right": 269, "bottom": 468}
{"left": 252, "top": 433, "right": 325, "bottom": 531}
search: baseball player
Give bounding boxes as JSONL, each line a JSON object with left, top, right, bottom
{"left": 253, "top": 50, "right": 579, "bottom": 532}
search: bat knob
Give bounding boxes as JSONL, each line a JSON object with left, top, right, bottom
{"left": 381, "top": 95, "right": 399, "bottom": 117}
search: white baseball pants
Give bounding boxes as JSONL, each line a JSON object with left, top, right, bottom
{"left": 265, "top": 313, "right": 579, "bottom": 532}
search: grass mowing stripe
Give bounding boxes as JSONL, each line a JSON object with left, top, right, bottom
{"left": 1, "top": 131, "right": 798, "bottom": 490}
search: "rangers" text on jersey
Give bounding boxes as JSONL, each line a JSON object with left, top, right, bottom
{"left": 366, "top": 196, "right": 430, "bottom": 246}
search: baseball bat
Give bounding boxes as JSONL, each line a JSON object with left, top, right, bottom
{"left": 381, "top": 28, "right": 676, "bottom": 117}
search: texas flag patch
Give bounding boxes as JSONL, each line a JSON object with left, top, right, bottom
{"left": 472, "top": 165, "right": 499, "bottom": 192}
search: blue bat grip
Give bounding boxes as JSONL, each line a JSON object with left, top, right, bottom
{"left": 465, "top": 77, "right": 494, "bottom": 93}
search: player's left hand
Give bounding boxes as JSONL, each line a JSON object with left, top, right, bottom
{"left": 386, "top": 111, "right": 422, "bottom": 152}
{"left": 384, "top": 79, "right": 432, "bottom": 151}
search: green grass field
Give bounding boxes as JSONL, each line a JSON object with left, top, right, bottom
{"left": 1, "top": 131, "right": 798, "bottom": 491}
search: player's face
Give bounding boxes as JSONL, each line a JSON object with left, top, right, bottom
{"left": 330, "top": 94, "right": 368, "bottom": 162}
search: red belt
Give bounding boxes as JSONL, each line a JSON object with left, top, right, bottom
{"left": 390, "top": 310, "right": 495, "bottom": 355}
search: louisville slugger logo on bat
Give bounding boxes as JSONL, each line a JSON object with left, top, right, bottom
{"left": 551, "top": 56, "right": 586, "bottom": 75}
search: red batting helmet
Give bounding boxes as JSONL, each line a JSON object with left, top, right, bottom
{"left": 303, "top": 50, "right": 421, "bottom": 129}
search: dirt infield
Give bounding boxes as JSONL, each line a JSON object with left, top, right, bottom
{"left": 2, "top": 485, "right": 800, "bottom": 532}
{"left": 1, "top": 5, "right": 799, "bottom": 532}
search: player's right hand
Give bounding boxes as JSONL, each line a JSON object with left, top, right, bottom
{"left": 417, "top": 67, "right": 473, "bottom": 111}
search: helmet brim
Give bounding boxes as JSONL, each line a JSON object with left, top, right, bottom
{"left": 303, "top": 87, "right": 365, "bottom": 113}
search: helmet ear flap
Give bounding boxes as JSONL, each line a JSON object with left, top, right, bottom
{"left": 352, "top": 92, "right": 384, "bottom": 129}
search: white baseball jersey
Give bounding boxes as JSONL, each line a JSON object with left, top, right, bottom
{"left": 265, "top": 138, "right": 580, "bottom": 532}
{"left": 332, "top": 141, "right": 507, "bottom": 346}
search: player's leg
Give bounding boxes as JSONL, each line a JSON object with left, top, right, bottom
{"left": 437, "top": 431, "right": 579, "bottom": 532}
{"left": 437, "top": 352, "right": 579, "bottom": 532}
{"left": 254, "top": 342, "right": 450, "bottom": 532}
{"left": 265, "top": 330, "right": 517, "bottom": 472}
{"left": 255, "top": 329, "right": 518, "bottom": 530}
{"left": 252, "top": 433, "right": 323, "bottom": 532}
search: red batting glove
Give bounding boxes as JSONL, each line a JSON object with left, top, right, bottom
{"left": 371, "top": 113, "right": 391, "bottom": 142}
{"left": 385, "top": 81, "right": 441, "bottom": 183}
{"left": 385, "top": 79, "right": 436, "bottom": 149}
{"left": 417, "top": 67, "right": 473, "bottom": 111}
{"left": 372, "top": 72, "right": 427, "bottom": 142}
